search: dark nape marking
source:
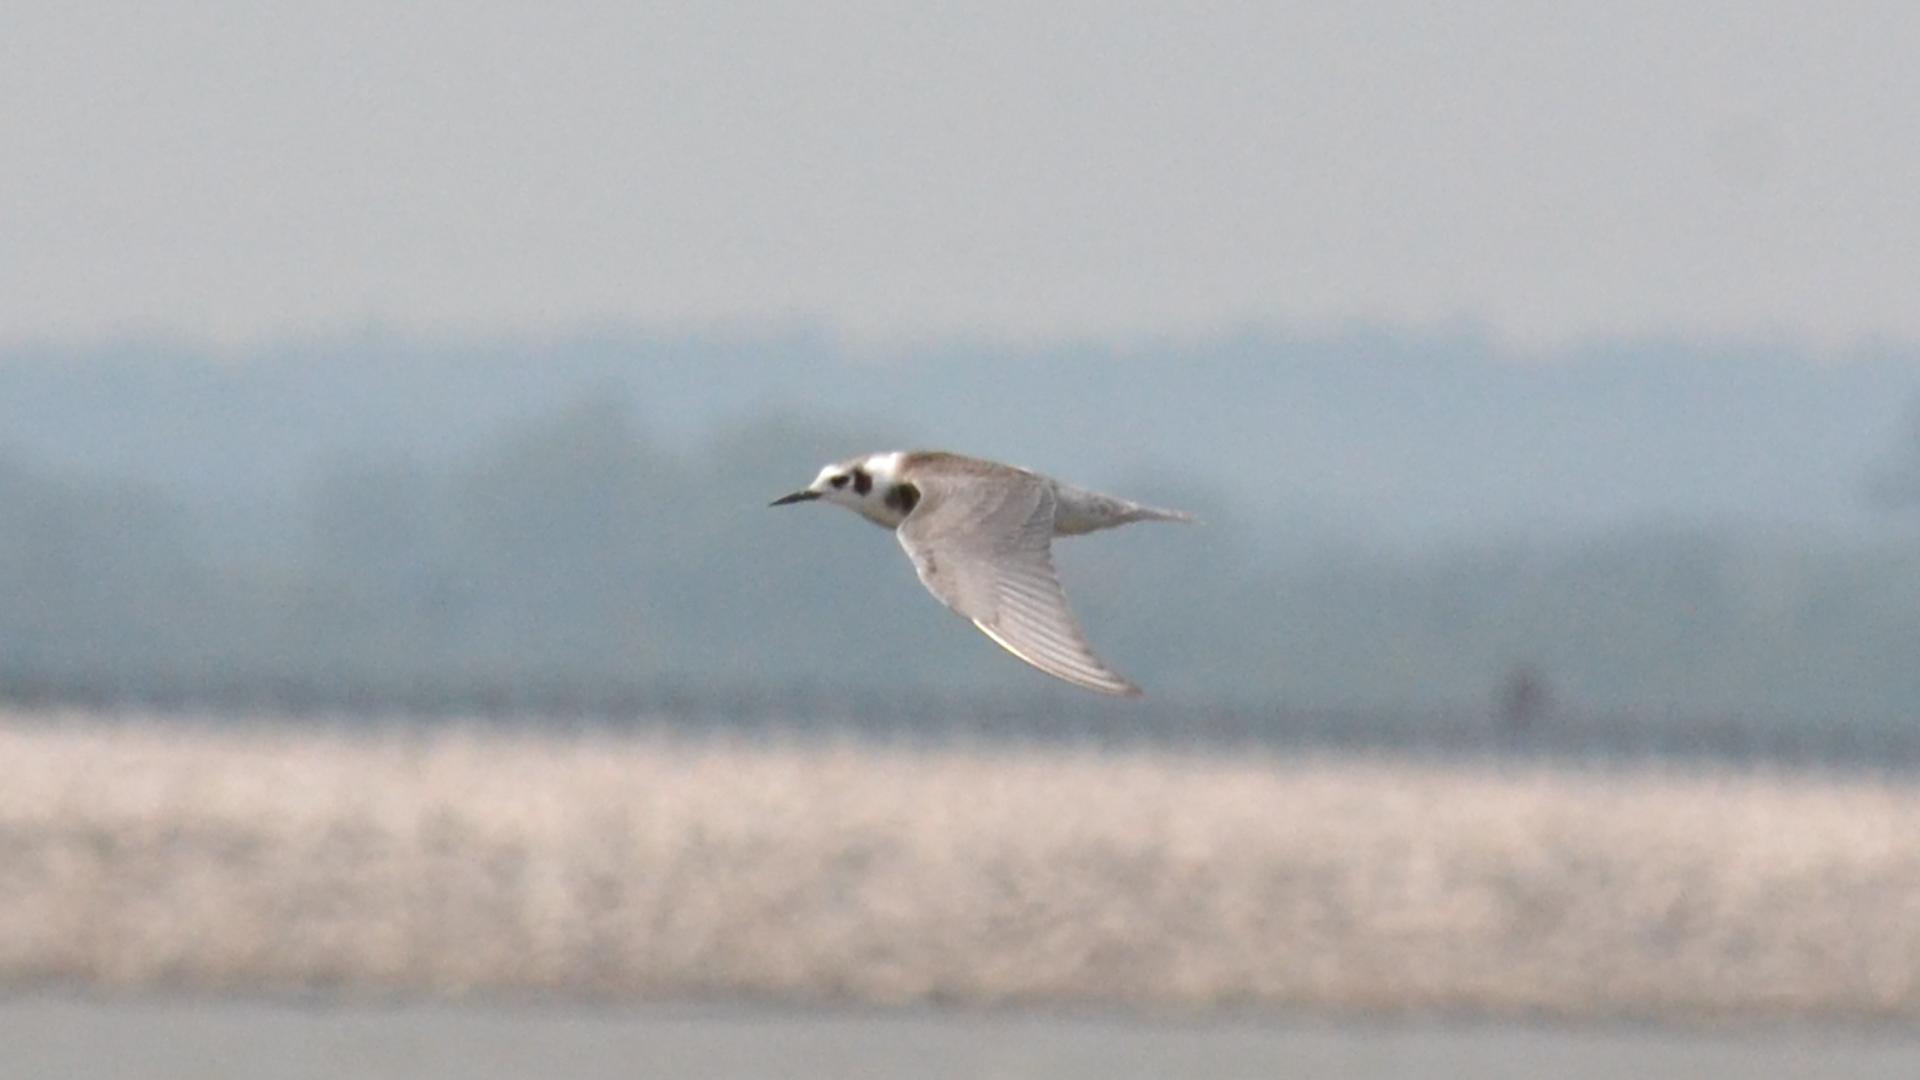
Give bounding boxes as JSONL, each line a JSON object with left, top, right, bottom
{"left": 852, "top": 467, "right": 873, "bottom": 495}
{"left": 884, "top": 482, "right": 920, "bottom": 514}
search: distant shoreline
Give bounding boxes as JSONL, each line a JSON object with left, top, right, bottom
{"left": 3, "top": 680, "right": 1912, "bottom": 774}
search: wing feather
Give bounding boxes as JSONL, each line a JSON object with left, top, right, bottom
{"left": 896, "top": 464, "right": 1142, "bottom": 697}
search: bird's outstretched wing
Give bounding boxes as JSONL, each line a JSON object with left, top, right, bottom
{"left": 896, "top": 462, "right": 1142, "bottom": 697}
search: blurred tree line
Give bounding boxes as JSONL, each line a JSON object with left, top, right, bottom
{"left": 2, "top": 388, "right": 1918, "bottom": 739}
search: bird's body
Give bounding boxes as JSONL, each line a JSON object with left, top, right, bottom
{"left": 771, "top": 450, "right": 1192, "bottom": 696}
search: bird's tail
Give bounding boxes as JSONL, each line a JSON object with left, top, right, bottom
{"left": 1052, "top": 485, "right": 1198, "bottom": 534}
{"left": 1127, "top": 501, "right": 1197, "bottom": 525}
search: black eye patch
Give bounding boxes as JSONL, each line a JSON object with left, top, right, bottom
{"left": 851, "top": 468, "right": 872, "bottom": 495}
{"left": 829, "top": 474, "right": 849, "bottom": 489}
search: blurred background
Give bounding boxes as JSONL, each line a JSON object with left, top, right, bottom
{"left": 4, "top": 3, "right": 1920, "bottom": 1076}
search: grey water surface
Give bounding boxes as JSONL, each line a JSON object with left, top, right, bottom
{"left": 3, "top": 996, "right": 1916, "bottom": 1080}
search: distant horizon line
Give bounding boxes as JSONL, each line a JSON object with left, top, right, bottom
{"left": 2, "top": 316, "right": 1917, "bottom": 367}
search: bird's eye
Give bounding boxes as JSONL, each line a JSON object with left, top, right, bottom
{"left": 829, "top": 475, "right": 849, "bottom": 489}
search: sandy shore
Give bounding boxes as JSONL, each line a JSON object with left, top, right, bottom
{"left": 4, "top": 710, "right": 1920, "bottom": 1021}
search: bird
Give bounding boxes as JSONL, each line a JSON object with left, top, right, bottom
{"left": 771, "top": 450, "right": 1193, "bottom": 696}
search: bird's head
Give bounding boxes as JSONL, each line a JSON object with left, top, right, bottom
{"left": 770, "top": 451, "right": 915, "bottom": 527}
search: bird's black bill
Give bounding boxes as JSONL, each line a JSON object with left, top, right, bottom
{"left": 769, "top": 491, "right": 820, "bottom": 506}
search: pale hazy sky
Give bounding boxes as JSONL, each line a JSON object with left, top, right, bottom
{"left": 4, "top": 3, "right": 1917, "bottom": 350}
